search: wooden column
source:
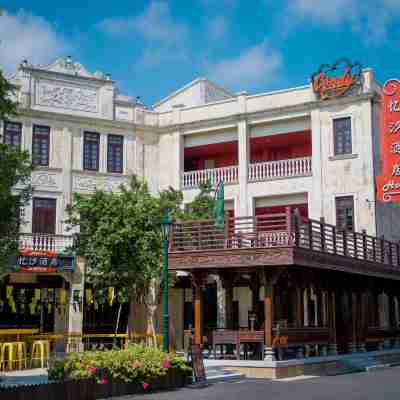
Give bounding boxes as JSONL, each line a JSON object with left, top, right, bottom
{"left": 261, "top": 269, "right": 283, "bottom": 361}
{"left": 296, "top": 285, "right": 304, "bottom": 328}
{"left": 221, "top": 274, "right": 234, "bottom": 330}
{"left": 328, "top": 288, "right": 337, "bottom": 355}
{"left": 350, "top": 291, "right": 358, "bottom": 353}
{"left": 264, "top": 282, "right": 274, "bottom": 348}
{"left": 192, "top": 272, "right": 207, "bottom": 346}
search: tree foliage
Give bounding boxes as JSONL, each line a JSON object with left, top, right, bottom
{"left": 66, "top": 176, "right": 182, "bottom": 306}
{"left": 0, "top": 68, "right": 33, "bottom": 274}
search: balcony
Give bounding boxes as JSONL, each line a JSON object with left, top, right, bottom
{"left": 182, "top": 165, "right": 239, "bottom": 189}
{"left": 19, "top": 233, "right": 74, "bottom": 253}
{"left": 248, "top": 157, "right": 312, "bottom": 182}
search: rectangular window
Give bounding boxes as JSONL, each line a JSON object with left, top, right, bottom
{"left": 335, "top": 196, "right": 354, "bottom": 231}
{"left": 32, "top": 198, "right": 56, "bottom": 234}
{"left": 3, "top": 121, "right": 22, "bottom": 149}
{"left": 32, "top": 125, "right": 50, "bottom": 166}
{"left": 83, "top": 131, "right": 100, "bottom": 171}
{"left": 333, "top": 117, "right": 352, "bottom": 155}
{"left": 107, "top": 134, "right": 123, "bottom": 173}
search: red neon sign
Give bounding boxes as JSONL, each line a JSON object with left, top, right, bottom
{"left": 377, "top": 79, "right": 400, "bottom": 202}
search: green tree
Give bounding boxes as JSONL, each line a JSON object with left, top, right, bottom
{"left": 0, "top": 66, "right": 33, "bottom": 274}
{"left": 178, "top": 181, "right": 215, "bottom": 220}
{"left": 66, "top": 176, "right": 183, "bottom": 342}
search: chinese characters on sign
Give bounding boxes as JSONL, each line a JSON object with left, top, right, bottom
{"left": 311, "top": 59, "right": 362, "bottom": 100}
{"left": 16, "top": 249, "right": 75, "bottom": 273}
{"left": 377, "top": 79, "right": 400, "bottom": 202}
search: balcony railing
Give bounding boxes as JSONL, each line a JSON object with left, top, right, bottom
{"left": 170, "top": 210, "right": 400, "bottom": 269}
{"left": 248, "top": 157, "right": 312, "bottom": 182}
{"left": 182, "top": 165, "right": 238, "bottom": 189}
{"left": 19, "top": 233, "right": 74, "bottom": 253}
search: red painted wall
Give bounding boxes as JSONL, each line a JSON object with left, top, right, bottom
{"left": 250, "top": 131, "right": 311, "bottom": 163}
{"left": 255, "top": 204, "right": 308, "bottom": 218}
{"left": 184, "top": 141, "right": 238, "bottom": 171}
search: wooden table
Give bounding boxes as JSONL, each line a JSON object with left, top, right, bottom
{"left": 0, "top": 329, "right": 39, "bottom": 341}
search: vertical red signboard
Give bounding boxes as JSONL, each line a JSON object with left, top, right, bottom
{"left": 377, "top": 79, "right": 400, "bottom": 202}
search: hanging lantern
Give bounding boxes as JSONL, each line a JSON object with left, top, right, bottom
{"left": 107, "top": 287, "right": 115, "bottom": 307}
{"left": 6, "top": 285, "right": 13, "bottom": 300}
{"left": 85, "top": 289, "right": 93, "bottom": 304}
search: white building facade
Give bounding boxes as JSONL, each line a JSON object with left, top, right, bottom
{"left": 3, "top": 57, "right": 398, "bottom": 348}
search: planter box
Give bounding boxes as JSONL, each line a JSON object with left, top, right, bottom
{"left": 0, "top": 370, "right": 189, "bottom": 400}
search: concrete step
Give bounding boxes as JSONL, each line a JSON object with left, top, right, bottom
{"left": 204, "top": 366, "right": 245, "bottom": 383}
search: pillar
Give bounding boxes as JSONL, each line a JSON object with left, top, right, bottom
{"left": 349, "top": 291, "right": 358, "bottom": 353}
{"left": 328, "top": 289, "right": 337, "bottom": 355}
{"left": 303, "top": 288, "right": 309, "bottom": 327}
{"left": 237, "top": 118, "right": 249, "bottom": 217}
{"left": 263, "top": 278, "right": 275, "bottom": 361}
{"left": 296, "top": 285, "right": 304, "bottom": 328}
{"left": 216, "top": 276, "right": 226, "bottom": 329}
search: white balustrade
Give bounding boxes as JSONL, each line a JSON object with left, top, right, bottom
{"left": 248, "top": 157, "right": 312, "bottom": 182}
{"left": 19, "top": 233, "right": 74, "bottom": 253}
{"left": 182, "top": 165, "right": 239, "bottom": 189}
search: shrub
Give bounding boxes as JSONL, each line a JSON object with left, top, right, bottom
{"left": 48, "top": 344, "right": 191, "bottom": 386}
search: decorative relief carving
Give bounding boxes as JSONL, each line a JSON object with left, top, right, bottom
{"left": 37, "top": 81, "right": 98, "bottom": 113}
{"left": 73, "top": 174, "right": 128, "bottom": 193}
{"left": 32, "top": 172, "right": 58, "bottom": 188}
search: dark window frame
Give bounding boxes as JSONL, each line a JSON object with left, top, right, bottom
{"left": 107, "top": 134, "right": 124, "bottom": 173}
{"left": 32, "top": 197, "right": 57, "bottom": 234}
{"left": 32, "top": 125, "right": 50, "bottom": 166}
{"left": 333, "top": 117, "right": 352, "bottom": 156}
{"left": 3, "top": 121, "right": 22, "bottom": 149}
{"left": 83, "top": 131, "right": 100, "bottom": 171}
{"left": 335, "top": 196, "right": 355, "bottom": 232}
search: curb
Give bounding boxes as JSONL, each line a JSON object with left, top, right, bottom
{"left": 206, "top": 373, "right": 245, "bottom": 383}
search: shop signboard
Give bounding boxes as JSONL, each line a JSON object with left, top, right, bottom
{"left": 311, "top": 59, "right": 362, "bottom": 100}
{"left": 15, "top": 249, "right": 75, "bottom": 273}
{"left": 377, "top": 79, "right": 400, "bottom": 202}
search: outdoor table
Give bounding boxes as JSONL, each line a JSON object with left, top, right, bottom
{"left": 0, "top": 329, "right": 39, "bottom": 342}
{"left": 239, "top": 330, "right": 264, "bottom": 360}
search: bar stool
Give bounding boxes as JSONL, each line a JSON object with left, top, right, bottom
{"left": 0, "top": 342, "right": 17, "bottom": 371}
{"left": 15, "top": 342, "right": 28, "bottom": 370}
{"left": 31, "top": 340, "right": 50, "bottom": 368}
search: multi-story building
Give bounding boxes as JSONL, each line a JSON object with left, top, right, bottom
{"left": 3, "top": 57, "right": 400, "bottom": 368}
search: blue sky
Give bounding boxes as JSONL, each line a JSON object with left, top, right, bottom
{"left": 1, "top": 0, "right": 400, "bottom": 106}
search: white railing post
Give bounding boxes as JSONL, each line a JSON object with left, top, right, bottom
{"left": 182, "top": 165, "right": 239, "bottom": 189}
{"left": 248, "top": 157, "right": 312, "bottom": 183}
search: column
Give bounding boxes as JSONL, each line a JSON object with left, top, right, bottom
{"left": 349, "top": 291, "right": 358, "bottom": 353}
{"left": 263, "top": 276, "right": 275, "bottom": 361}
{"left": 237, "top": 119, "right": 249, "bottom": 217}
{"left": 358, "top": 290, "right": 368, "bottom": 352}
{"left": 328, "top": 289, "right": 338, "bottom": 355}
{"left": 62, "top": 127, "right": 73, "bottom": 234}
{"left": 309, "top": 109, "right": 323, "bottom": 219}
{"left": 215, "top": 276, "right": 226, "bottom": 329}
{"left": 296, "top": 285, "right": 304, "bottom": 328}
{"left": 67, "top": 256, "right": 85, "bottom": 351}
{"left": 192, "top": 272, "right": 206, "bottom": 346}
{"left": 303, "top": 288, "right": 309, "bottom": 327}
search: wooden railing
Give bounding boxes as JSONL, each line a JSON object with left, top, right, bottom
{"left": 19, "top": 233, "right": 74, "bottom": 253}
{"left": 248, "top": 157, "right": 312, "bottom": 182}
{"left": 170, "top": 209, "right": 400, "bottom": 268}
{"left": 182, "top": 165, "right": 239, "bottom": 189}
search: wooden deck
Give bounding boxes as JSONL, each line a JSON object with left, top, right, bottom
{"left": 169, "top": 209, "right": 400, "bottom": 280}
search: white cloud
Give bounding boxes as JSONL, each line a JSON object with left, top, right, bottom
{"left": 286, "top": 0, "right": 400, "bottom": 44}
{"left": 207, "top": 16, "right": 229, "bottom": 40}
{"left": 207, "top": 40, "right": 282, "bottom": 88}
{"left": 0, "top": 10, "right": 70, "bottom": 75}
{"left": 99, "top": 1, "right": 188, "bottom": 44}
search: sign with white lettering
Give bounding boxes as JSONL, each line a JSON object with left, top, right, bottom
{"left": 16, "top": 249, "right": 75, "bottom": 273}
{"left": 377, "top": 79, "right": 400, "bottom": 202}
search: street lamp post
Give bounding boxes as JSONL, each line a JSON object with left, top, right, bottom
{"left": 160, "top": 212, "right": 173, "bottom": 353}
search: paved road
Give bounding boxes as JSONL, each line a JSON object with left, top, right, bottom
{"left": 136, "top": 367, "right": 400, "bottom": 400}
